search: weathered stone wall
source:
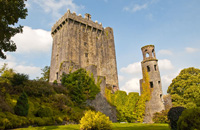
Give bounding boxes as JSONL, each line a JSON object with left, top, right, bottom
{"left": 163, "top": 94, "right": 172, "bottom": 110}
{"left": 85, "top": 65, "right": 117, "bottom": 122}
{"left": 140, "top": 45, "right": 165, "bottom": 123}
{"left": 49, "top": 10, "right": 118, "bottom": 90}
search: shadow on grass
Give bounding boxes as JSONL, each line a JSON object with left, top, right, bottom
{"left": 112, "top": 123, "right": 170, "bottom": 130}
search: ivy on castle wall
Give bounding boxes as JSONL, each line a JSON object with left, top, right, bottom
{"left": 104, "top": 88, "right": 139, "bottom": 122}
{"left": 136, "top": 68, "right": 152, "bottom": 122}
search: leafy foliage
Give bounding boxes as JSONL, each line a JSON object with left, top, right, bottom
{"left": 153, "top": 110, "right": 169, "bottom": 123}
{"left": 14, "top": 92, "right": 29, "bottom": 116}
{"left": 80, "top": 110, "right": 112, "bottom": 130}
{"left": 36, "top": 107, "right": 53, "bottom": 117}
{"left": 0, "top": 63, "right": 15, "bottom": 85}
{"left": 167, "top": 67, "right": 200, "bottom": 108}
{"left": 167, "top": 107, "right": 186, "bottom": 130}
{"left": 39, "top": 66, "right": 50, "bottom": 82}
{"left": 105, "top": 89, "right": 139, "bottom": 122}
{"left": 61, "top": 68, "right": 100, "bottom": 105}
{"left": 136, "top": 68, "right": 151, "bottom": 122}
{"left": 177, "top": 107, "right": 200, "bottom": 130}
{"left": 11, "top": 73, "right": 29, "bottom": 86}
{"left": 0, "top": 0, "right": 28, "bottom": 59}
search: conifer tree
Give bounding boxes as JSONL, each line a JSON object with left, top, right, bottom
{"left": 14, "top": 92, "right": 29, "bottom": 116}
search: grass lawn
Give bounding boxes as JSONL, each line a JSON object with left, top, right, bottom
{"left": 17, "top": 123, "right": 170, "bottom": 130}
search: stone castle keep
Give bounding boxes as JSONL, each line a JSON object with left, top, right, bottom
{"left": 140, "top": 45, "right": 165, "bottom": 123}
{"left": 49, "top": 10, "right": 119, "bottom": 91}
{"left": 49, "top": 10, "right": 166, "bottom": 123}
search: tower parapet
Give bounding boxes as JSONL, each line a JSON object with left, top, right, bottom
{"left": 51, "top": 9, "right": 103, "bottom": 36}
{"left": 49, "top": 10, "right": 119, "bottom": 92}
{"left": 140, "top": 45, "right": 165, "bottom": 123}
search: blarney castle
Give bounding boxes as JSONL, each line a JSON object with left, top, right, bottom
{"left": 49, "top": 10, "right": 165, "bottom": 123}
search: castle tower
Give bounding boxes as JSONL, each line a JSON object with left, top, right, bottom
{"left": 49, "top": 10, "right": 119, "bottom": 91}
{"left": 140, "top": 45, "right": 165, "bottom": 123}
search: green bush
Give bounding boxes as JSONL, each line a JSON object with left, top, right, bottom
{"left": 14, "top": 92, "right": 29, "bottom": 116}
{"left": 11, "top": 73, "right": 29, "bottom": 86}
{"left": 153, "top": 110, "right": 169, "bottom": 123}
{"left": 23, "top": 80, "right": 55, "bottom": 97}
{"left": 61, "top": 68, "right": 100, "bottom": 105}
{"left": 36, "top": 107, "right": 53, "bottom": 117}
{"left": 177, "top": 107, "right": 200, "bottom": 130}
{"left": 168, "top": 107, "right": 186, "bottom": 130}
{"left": 80, "top": 110, "right": 112, "bottom": 130}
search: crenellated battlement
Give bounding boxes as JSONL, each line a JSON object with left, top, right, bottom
{"left": 51, "top": 9, "right": 103, "bottom": 35}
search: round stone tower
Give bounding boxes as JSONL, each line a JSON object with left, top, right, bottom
{"left": 140, "top": 45, "right": 165, "bottom": 123}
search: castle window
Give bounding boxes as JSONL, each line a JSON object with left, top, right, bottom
{"left": 146, "top": 52, "right": 149, "bottom": 58}
{"left": 160, "top": 94, "right": 162, "bottom": 98}
{"left": 152, "top": 49, "right": 155, "bottom": 57}
{"left": 85, "top": 53, "right": 88, "bottom": 57}
{"left": 150, "top": 82, "right": 153, "bottom": 88}
{"left": 158, "top": 81, "right": 161, "bottom": 84}
{"left": 56, "top": 72, "right": 58, "bottom": 80}
{"left": 147, "top": 66, "right": 150, "bottom": 72}
{"left": 154, "top": 65, "right": 157, "bottom": 71}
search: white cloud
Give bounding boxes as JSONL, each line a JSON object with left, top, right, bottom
{"left": 120, "top": 78, "right": 140, "bottom": 94}
{"left": 120, "top": 62, "right": 141, "bottom": 74}
{"left": 32, "top": 0, "right": 84, "bottom": 18}
{"left": 123, "top": 3, "right": 148, "bottom": 13}
{"left": 11, "top": 26, "right": 52, "bottom": 54}
{"left": 0, "top": 55, "right": 42, "bottom": 79}
{"left": 158, "top": 59, "right": 174, "bottom": 71}
{"left": 118, "top": 75, "right": 124, "bottom": 82}
{"left": 185, "top": 47, "right": 199, "bottom": 53}
{"left": 158, "top": 50, "right": 173, "bottom": 56}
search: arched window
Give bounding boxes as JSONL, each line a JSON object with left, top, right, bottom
{"left": 146, "top": 52, "right": 150, "bottom": 58}
{"left": 152, "top": 49, "right": 155, "bottom": 57}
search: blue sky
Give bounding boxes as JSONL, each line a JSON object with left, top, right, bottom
{"left": 1, "top": 0, "right": 200, "bottom": 94}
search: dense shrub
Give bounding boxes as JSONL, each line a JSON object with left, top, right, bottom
{"left": 153, "top": 110, "right": 169, "bottom": 123}
{"left": 80, "top": 110, "right": 112, "bottom": 130}
{"left": 168, "top": 107, "right": 186, "bottom": 130}
{"left": 23, "top": 80, "right": 55, "bottom": 97}
{"left": 36, "top": 107, "right": 53, "bottom": 117}
{"left": 177, "top": 107, "right": 200, "bottom": 130}
{"left": 11, "top": 73, "right": 29, "bottom": 86}
{"left": 61, "top": 68, "right": 100, "bottom": 105}
{"left": 14, "top": 92, "right": 29, "bottom": 116}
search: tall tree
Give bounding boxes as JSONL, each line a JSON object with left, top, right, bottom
{"left": 0, "top": 0, "right": 28, "bottom": 59}
{"left": 40, "top": 66, "right": 50, "bottom": 82}
{"left": 167, "top": 67, "right": 200, "bottom": 108}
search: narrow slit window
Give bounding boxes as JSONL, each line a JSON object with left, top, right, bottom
{"left": 85, "top": 53, "right": 88, "bottom": 57}
{"left": 147, "top": 66, "right": 150, "bottom": 72}
{"left": 158, "top": 81, "right": 161, "bottom": 84}
{"left": 160, "top": 94, "right": 162, "bottom": 98}
{"left": 154, "top": 65, "right": 157, "bottom": 71}
{"left": 56, "top": 72, "right": 58, "bottom": 80}
{"left": 150, "top": 82, "right": 153, "bottom": 88}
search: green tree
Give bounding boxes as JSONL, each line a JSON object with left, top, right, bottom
{"left": 11, "top": 73, "right": 29, "bottom": 86}
{"left": 0, "top": 63, "right": 15, "bottom": 84}
{"left": 167, "top": 67, "right": 200, "bottom": 108}
{"left": 61, "top": 68, "right": 100, "bottom": 105}
{"left": 39, "top": 66, "right": 50, "bottom": 82}
{"left": 0, "top": 0, "right": 28, "bottom": 59}
{"left": 14, "top": 92, "right": 29, "bottom": 116}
